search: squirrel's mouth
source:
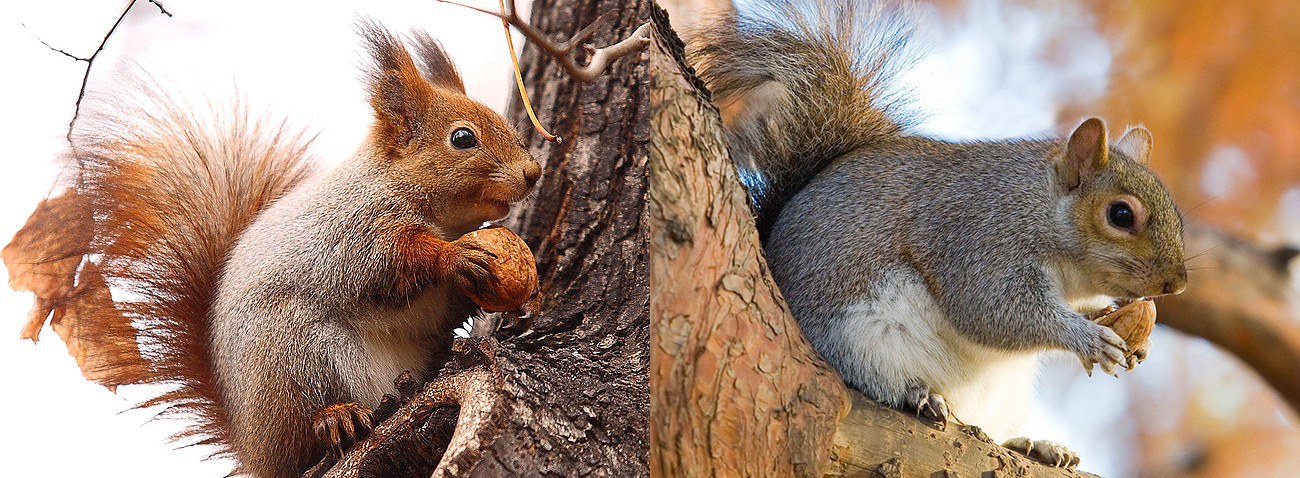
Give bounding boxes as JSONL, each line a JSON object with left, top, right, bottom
{"left": 1088, "top": 297, "right": 1138, "bottom": 320}
{"left": 475, "top": 198, "right": 511, "bottom": 220}
{"left": 477, "top": 181, "right": 534, "bottom": 219}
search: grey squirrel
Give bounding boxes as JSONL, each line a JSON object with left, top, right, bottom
{"left": 689, "top": 0, "right": 1187, "bottom": 467}
{"left": 6, "top": 22, "right": 539, "bottom": 478}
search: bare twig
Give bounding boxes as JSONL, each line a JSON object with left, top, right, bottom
{"left": 148, "top": 0, "right": 173, "bottom": 17}
{"left": 26, "top": 0, "right": 170, "bottom": 143}
{"left": 437, "top": 0, "right": 652, "bottom": 82}
{"left": 21, "top": 25, "right": 89, "bottom": 62}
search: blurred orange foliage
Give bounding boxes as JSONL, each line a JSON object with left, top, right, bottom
{"left": 1073, "top": 0, "right": 1300, "bottom": 242}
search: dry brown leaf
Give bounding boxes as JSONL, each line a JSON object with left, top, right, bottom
{"left": 3, "top": 191, "right": 147, "bottom": 389}
{"left": 2, "top": 190, "right": 92, "bottom": 342}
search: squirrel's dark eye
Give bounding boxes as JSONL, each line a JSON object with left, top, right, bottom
{"left": 450, "top": 128, "right": 478, "bottom": 150}
{"left": 1108, "top": 201, "right": 1135, "bottom": 230}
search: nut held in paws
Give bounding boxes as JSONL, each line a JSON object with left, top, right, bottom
{"left": 1094, "top": 299, "right": 1156, "bottom": 352}
{"left": 453, "top": 226, "right": 538, "bottom": 312}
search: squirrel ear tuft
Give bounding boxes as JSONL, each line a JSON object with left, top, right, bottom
{"left": 1059, "top": 117, "right": 1110, "bottom": 190}
{"left": 406, "top": 30, "right": 466, "bottom": 94}
{"left": 359, "top": 20, "right": 434, "bottom": 153}
{"left": 1114, "top": 126, "right": 1153, "bottom": 165}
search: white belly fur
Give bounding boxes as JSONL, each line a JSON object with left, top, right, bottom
{"left": 343, "top": 285, "right": 455, "bottom": 406}
{"left": 834, "top": 272, "right": 1039, "bottom": 442}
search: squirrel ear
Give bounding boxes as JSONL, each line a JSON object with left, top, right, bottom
{"left": 1059, "top": 117, "right": 1110, "bottom": 190}
{"left": 406, "top": 30, "right": 466, "bottom": 94}
{"left": 359, "top": 21, "right": 434, "bottom": 153}
{"left": 1114, "top": 126, "right": 1153, "bottom": 165}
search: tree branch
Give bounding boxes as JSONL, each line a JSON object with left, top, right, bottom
{"left": 1154, "top": 225, "right": 1300, "bottom": 415}
{"left": 305, "top": 340, "right": 497, "bottom": 478}
{"left": 435, "top": 0, "right": 651, "bottom": 82}
{"left": 25, "top": 0, "right": 171, "bottom": 143}
{"left": 828, "top": 394, "right": 1102, "bottom": 478}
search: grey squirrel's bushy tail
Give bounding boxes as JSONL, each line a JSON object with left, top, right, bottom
{"left": 688, "top": 0, "right": 916, "bottom": 237}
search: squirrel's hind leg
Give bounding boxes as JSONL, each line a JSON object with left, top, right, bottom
{"left": 1002, "top": 437, "right": 1082, "bottom": 469}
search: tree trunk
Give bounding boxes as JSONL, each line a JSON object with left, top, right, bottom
{"left": 311, "top": 0, "right": 652, "bottom": 476}
{"left": 644, "top": 5, "right": 850, "bottom": 478}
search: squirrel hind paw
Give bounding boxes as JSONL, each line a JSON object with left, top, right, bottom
{"left": 1002, "top": 437, "right": 1081, "bottom": 469}
{"left": 904, "top": 382, "right": 950, "bottom": 430}
{"left": 313, "top": 402, "right": 375, "bottom": 457}
{"left": 918, "top": 393, "right": 950, "bottom": 430}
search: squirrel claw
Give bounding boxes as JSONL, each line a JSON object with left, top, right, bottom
{"left": 1125, "top": 339, "right": 1152, "bottom": 370}
{"left": 1075, "top": 322, "right": 1127, "bottom": 378}
{"left": 1100, "top": 359, "right": 1119, "bottom": 377}
{"left": 1003, "top": 437, "right": 1081, "bottom": 469}
{"left": 906, "top": 382, "right": 949, "bottom": 430}
{"left": 313, "top": 401, "right": 374, "bottom": 457}
{"left": 919, "top": 393, "right": 949, "bottom": 430}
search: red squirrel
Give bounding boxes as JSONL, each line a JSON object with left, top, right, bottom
{"left": 6, "top": 22, "right": 540, "bottom": 477}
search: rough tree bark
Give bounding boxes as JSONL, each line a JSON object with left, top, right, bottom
{"left": 310, "top": 1, "right": 652, "bottom": 476}
{"left": 645, "top": 5, "right": 850, "bottom": 478}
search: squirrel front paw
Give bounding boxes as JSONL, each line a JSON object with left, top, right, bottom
{"left": 1003, "top": 437, "right": 1081, "bottom": 468}
{"left": 313, "top": 401, "right": 374, "bottom": 457}
{"left": 1072, "top": 322, "right": 1129, "bottom": 377}
{"left": 450, "top": 226, "right": 538, "bottom": 312}
{"left": 450, "top": 240, "right": 499, "bottom": 294}
{"left": 1092, "top": 299, "right": 1157, "bottom": 371}
{"left": 1126, "top": 338, "right": 1152, "bottom": 370}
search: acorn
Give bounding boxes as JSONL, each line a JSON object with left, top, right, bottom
{"left": 453, "top": 226, "right": 538, "bottom": 312}
{"left": 1093, "top": 299, "right": 1156, "bottom": 353}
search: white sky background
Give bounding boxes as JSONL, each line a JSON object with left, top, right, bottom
{"left": 1, "top": 1, "right": 1294, "bottom": 477}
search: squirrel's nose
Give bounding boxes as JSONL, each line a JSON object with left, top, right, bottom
{"left": 523, "top": 162, "right": 541, "bottom": 188}
{"left": 1162, "top": 276, "right": 1187, "bottom": 295}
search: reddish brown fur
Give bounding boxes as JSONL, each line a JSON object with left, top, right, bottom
{"left": 386, "top": 220, "right": 459, "bottom": 298}
{"left": 11, "top": 82, "right": 317, "bottom": 463}
{"left": 406, "top": 30, "right": 466, "bottom": 93}
{"left": 358, "top": 22, "right": 536, "bottom": 232}
{"left": 360, "top": 20, "right": 461, "bottom": 158}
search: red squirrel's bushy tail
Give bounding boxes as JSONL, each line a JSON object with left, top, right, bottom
{"left": 688, "top": 0, "right": 917, "bottom": 238}
{"left": 4, "top": 77, "right": 315, "bottom": 458}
